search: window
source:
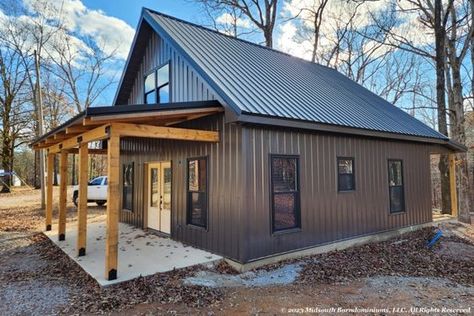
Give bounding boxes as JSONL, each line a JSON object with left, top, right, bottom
{"left": 337, "top": 157, "right": 355, "bottom": 191}
{"left": 122, "top": 162, "right": 134, "bottom": 211}
{"left": 89, "top": 177, "right": 103, "bottom": 186}
{"left": 270, "top": 155, "right": 301, "bottom": 232}
{"left": 187, "top": 157, "right": 208, "bottom": 228}
{"left": 144, "top": 63, "right": 170, "bottom": 104}
{"left": 388, "top": 160, "right": 405, "bottom": 213}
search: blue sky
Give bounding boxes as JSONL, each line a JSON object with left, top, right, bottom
{"left": 82, "top": 0, "right": 203, "bottom": 29}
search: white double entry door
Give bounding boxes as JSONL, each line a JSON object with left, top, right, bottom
{"left": 146, "top": 161, "right": 172, "bottom": 235}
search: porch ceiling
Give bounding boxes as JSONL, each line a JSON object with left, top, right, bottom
{"left": 31, "top": 101, "right": 223, "bottom": 151}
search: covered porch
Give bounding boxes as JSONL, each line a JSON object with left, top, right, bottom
{"left": 32, "top": 101, "right": 223, "bottom": 282}
{"left": 44, "top": 216, "right": 221, "bottom": 286}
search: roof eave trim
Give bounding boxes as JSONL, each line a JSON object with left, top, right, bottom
{"left": 445, "top": 140, "right": 468, "bottom": 152}
{"left": 236, "top": 113, "right": 453, "bottom": 146}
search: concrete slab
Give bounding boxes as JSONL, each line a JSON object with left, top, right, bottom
{"left": 44, "top": 216, "right": 222, "bottom": 286}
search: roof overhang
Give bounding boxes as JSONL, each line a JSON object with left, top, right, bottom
{"left": 235, "top": 113, "right": 467, "bottom": 153}
{"left": 31, "top": 101, "right": 224, "bottom": 149}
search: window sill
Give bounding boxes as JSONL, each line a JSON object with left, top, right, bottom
{"left": 272, "top": 227, "right": 302, "bottom": 236}
{"left": 186, "top": 223, "right": 208, "bottom": 232}
{"left": 338, "top": 190, "right": 355, "bottom": 193}
{"left": 389, "top": 211, "right": 406, "bottom": 216}
{"left": 122, "top": 208, "right": 133, "bottom": 213}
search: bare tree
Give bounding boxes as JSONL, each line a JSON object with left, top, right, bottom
{"left": 47, "top": 35, "right": 118, "bottom": 112}
{"left": 193, "top": 0, "right": 279, "bottom": 47}
{"left": 367, "top": 0, "right": 455, "bottom": 215}
{"left": 444, "top": 1, "right": 473, "bottom": 221}
{"left": 0, "top": 47, "right": 29, "bottom": 192}
{"left": 0, "top": 0, "right": 63, "bottom": 205}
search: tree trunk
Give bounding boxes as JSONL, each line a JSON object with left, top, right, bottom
{"left": 445, "top": 4, "right": 471, "bottom": 223}
{"left": 1, "top": 103, "right": 12, "bottom": 193}
{"left": 434, "top": 0, "right": 451, "bottom": 214}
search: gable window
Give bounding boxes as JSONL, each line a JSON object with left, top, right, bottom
{"left": 122, "top": 162, "right": 134, "bottom": 211}
{"left": 388, "top": 160, "right": 405, "bottom": 213}
{"left": 337, "top": 157, "right": 355, "bottom": 192}
{"left": 187, "top": 157, "right": 208, "bottom": 228}
{"left": 270, "top": 155, "right": 301, "bottom": 232}
{"left": 144, "top": 62, "right": 170, "bottom": 104}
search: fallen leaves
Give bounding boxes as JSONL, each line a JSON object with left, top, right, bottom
{"left": 292, "top": 228, "right": 474, "bottom": 286}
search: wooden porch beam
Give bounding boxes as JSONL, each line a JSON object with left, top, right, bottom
{"left": 48, "top": 125, "right": 110, "bottom": 154}
{"left": 105, "top": 131, "right": 120, "bottom": 280}
{"left": 449, "top": 153, "right": 458, "bottom": 217}
{"left": 66, "top": 125, "right": 89, "bottom": 134}
{"left": 45, "top": 154, "right": 54, "bottom": 231}
{"left": 54, "top": 132, "right": 66, "bottom": 140}
{"left": 58, "top": 150, "right": 68, "bottom": 241}
{"left": 112, "top": 123, "right": 219, "bottom": 142}
{"left": 65, "top": 148, "right": 107, "bottom": 155}
{"left": 77, "top": 142, "right": 88, "bottom": 256}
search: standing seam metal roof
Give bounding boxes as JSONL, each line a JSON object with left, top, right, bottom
{"left": 143, "top": 9, "right": 447, "bottom": 140}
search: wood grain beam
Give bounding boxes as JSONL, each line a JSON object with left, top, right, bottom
{"left": 45, "top": 154, "right": 54, "bottom": 231}
{"left": 112, "top": 123, "right": 219, "bottom": 142}
{"left": 66, "top": 125, "right": 90, "bottom": 134}
{"left": 47, "top": 125, "right": 110, "bottom": 154}
{"left": 58, "top": 150, "right": 68, "bottom": 241}
{"left": 65, "top": 148, "right": 107, "bottom": 155}
{"left": 77, "top": 143, "right": 88, "bottom": 257}
{"left": 105, "top": 132, "right": 120, "bottom": 281}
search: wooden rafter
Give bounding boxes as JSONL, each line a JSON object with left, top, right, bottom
{"left": 66, "top": 125, "right": 90, "bottom": 134}
{"left": 47, "top": 125, "right": 110, "bottom": 154}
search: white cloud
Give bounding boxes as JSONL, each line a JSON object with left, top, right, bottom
{"left": 23, "top": 0, "right": 135, "bottom": 59}
{"left": 216, "top": 12, "right": 251, "bottom": 29}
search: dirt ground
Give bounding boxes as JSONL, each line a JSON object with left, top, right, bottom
{"left": 1, "top": 188, "right": 473, "bottom": 315}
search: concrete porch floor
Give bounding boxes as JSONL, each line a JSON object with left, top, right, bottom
{"left": 44, "top": 215, "right": 222, "bottom": 286}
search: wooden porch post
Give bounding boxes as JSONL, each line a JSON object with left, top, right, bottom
{"left": 58, "top": 150, "right": 68, "bottom": 241}
{"left": 449, "top": 153, "right": 458, "bottom": 217}
{"left": 45, "top": 153, "right": 54, "bottom": 231}
{"left": 105, "top": 132, "right": 120, "bottom": 280}
{"left": 77, "top": 143, "right": 89, "bottom": 256}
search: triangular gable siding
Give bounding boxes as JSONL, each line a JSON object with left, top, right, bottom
{"left": 126, "top": 31, "right": 221, "bottom": 105}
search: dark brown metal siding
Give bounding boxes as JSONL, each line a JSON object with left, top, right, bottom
{"left": 119, "top": 114, "right": 244, "bottom": 261}
{"left": 241, "top": 125, "right": 433, "bottom": 262}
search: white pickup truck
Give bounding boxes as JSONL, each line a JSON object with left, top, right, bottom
{"left": 72, "top": 176, "right": 108, "bottom": 206}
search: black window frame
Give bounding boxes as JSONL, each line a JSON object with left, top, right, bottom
{"left": 337, "top": 157, "right": 355, "bottom": 192}
{"left": 143, "top": 61, "right": 170, "bottom": 104}
{"left": 270, "top": 154, "right": 301, "bottom": 233}
{"left": 186, "top": 156, "right": 208, "bottom": 229}
{"left": 122, "top": 162, "right": 134, "bottom": 211}
{"left": 388, "top": 159, "right": 405, "bottom": 214}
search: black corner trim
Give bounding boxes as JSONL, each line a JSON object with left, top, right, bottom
{"left": 46, "top": 224, "right": 52, "bottom": 231}
{"left": 77, "top": 136, "right": 83, "bottom": 143}
{"left": 78, "top": 248, "right": 86, "bottom": 256}
{"left": 58, "top": 233, "right": 65, "bottom": 241}
{"left": 108, "top": 269, "right": 117, "bottom": 280}
{"left": 59, "top": 144, "right": 63, "bottom": 149}
{"left": 105, "top": 125, "right": 111, "bottom": 135}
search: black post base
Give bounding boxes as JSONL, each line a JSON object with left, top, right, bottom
{"left": 58, "top": 233, "right": 65, "bottom": 241}
{"left": 108, "top": 269, "right": 117, "bottom": 281}
{"left": 46, "top": 224, "right": 51, "bottom": 231}
{"left": 78, "top": 248, "right": 86, "bottom": 256}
